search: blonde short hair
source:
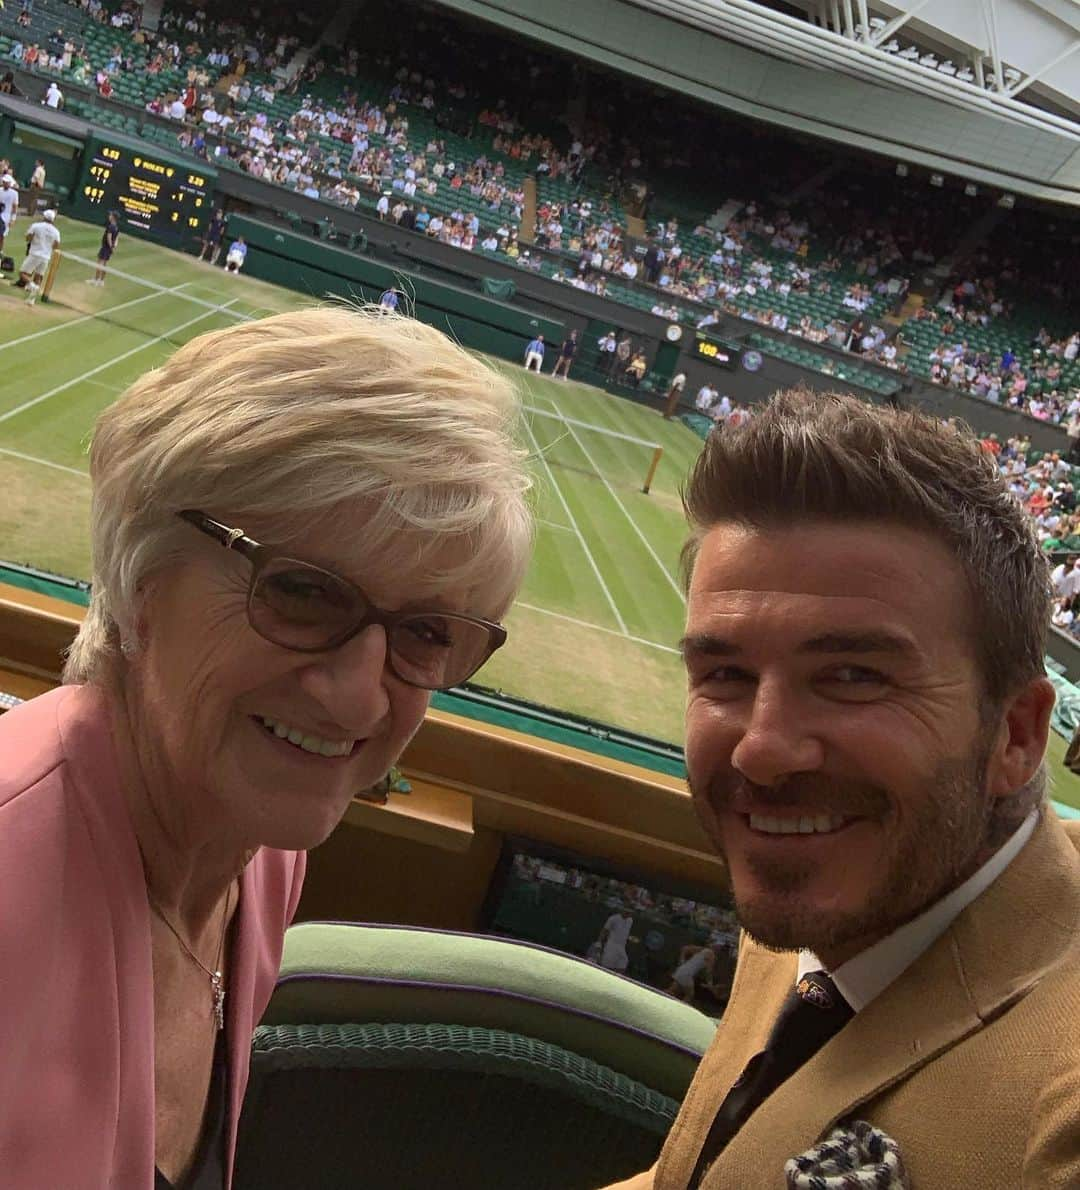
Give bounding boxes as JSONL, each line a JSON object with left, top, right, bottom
{"left": 64, "top": 306, "right": 533, "bottom": 685}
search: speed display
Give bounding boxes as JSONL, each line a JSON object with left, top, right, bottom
{"left": 693, "top": 334, "right": 740, "bottom": 370}
{"left": 73, "top": 134, "right": 217, "bottom": 244}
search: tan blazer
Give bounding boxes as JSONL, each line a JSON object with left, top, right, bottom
{"left": 607, "top": 811, "right": 1080, "bottom": 1189}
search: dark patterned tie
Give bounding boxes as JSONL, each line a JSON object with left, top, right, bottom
{"left": 687, "top": 970, "right": 854, "bottom": 1188}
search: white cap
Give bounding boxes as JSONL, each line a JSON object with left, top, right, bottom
{"left": 1, "top": 174, "right": 13, "bottom": 185}
{"left": 43, "top": 209, "right": 57, "bottom": 222}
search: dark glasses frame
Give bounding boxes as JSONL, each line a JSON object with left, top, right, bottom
{"left": 177, "top": 509, "right": 507, "bottom": 690}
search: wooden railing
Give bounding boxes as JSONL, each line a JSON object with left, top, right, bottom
{"left": 0, "top": 582, "right": 728, "bottom": 928}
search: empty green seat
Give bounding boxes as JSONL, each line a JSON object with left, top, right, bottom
{"left": 235, "top": 922, "right": 716, "bottom": 1190}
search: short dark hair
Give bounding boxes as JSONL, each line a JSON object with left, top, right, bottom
{"left": 681, "top": 389, "right": 1049, "bottom": 706}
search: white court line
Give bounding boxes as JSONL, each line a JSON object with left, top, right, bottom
{"left": 85, "top": 379, "right": 125, "bottom": 392}
{"left": 538, "top": 517, "right": 575, "bottom": 533}
{"left": 0, "top": 445, "right": 88, "bottom": 478}
{"left": 61, "top": 251, "right": 255, "bottom": 319}
{"left": 525, "top": 403, "right": 660, "bottom": 449}
{"left": 523, "top": 415, "right": 628, "bottom": 635}
{"left": 541, "top": 395, "right": 686, "bottom": 606}
{"left": 516, "top": 601, "right": 679, "bottom": 655}
{"left": 0, "top": 282, "right": 193, "bottom": 353}
{"left": 0, "top": 302, "right": 239, "bottom": 426}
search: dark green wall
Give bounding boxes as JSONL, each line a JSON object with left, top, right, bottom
{"left": 228, "top": 215, "right": 564, "bottom": 363}
{"left": 0, "top": 117, "right": 81, "bottom": 194}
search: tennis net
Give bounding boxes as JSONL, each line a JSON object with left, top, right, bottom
{"left": 523, "top": 403, "right": 665, "bottom": 495}
{"left": 30, "top": 248, "right": 260, "bottom": 350}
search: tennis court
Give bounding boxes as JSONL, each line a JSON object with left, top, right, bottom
{"left": 0, "top": 215, "right": 700, "bottom": 743}
{"left": 6, "top": 216, "right": 1080, "bottom": 812}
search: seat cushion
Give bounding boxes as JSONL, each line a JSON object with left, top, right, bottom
{"left": 266, "top": 921, "right": 718, "bottom": 1098}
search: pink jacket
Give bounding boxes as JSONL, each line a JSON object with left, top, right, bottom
{"left": 0, "top": 684, "right": 307, "bottom": 1188}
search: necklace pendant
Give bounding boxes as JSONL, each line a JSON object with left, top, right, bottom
{"left": 211, "top": 971, "right": 225, "bottom": 1032}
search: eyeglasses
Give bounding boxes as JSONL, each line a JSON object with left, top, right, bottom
{"left": 178, "top": 510, "right": 507, "bottom": 691}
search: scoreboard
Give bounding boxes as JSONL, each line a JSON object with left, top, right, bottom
{"left": 693, "top": 334, "right": 740, "bottom": 370}
{"left": 71, "top": 134, "right": 217, "bottom": 244}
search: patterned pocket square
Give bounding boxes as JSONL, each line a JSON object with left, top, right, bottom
{"left": 784, "top": 1119, "right": 910, "bottom": 1188}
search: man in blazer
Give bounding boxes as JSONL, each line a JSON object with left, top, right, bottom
{"left": 608, "top": 391, "right": 1080, "bottom": 1189}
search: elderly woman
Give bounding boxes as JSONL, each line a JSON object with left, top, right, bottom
{"left": 0, "top": 308, "right": 532, "bottom": 1188}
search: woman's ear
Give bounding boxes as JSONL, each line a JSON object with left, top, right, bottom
{"left": 122, "top": 576, "right": 158, "bottom": 659}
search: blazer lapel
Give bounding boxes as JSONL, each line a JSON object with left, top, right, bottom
{"left": 671, "top": 810, "right": 1080, "bottom": 1188}
{"left": 707, "top": 928, "right": 984, "bottom": 1183}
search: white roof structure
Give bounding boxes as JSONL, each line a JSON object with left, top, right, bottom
{"left": 684, "top": 0, "right": 1080, "bottom": 129}
{"left": 438, "top": 0, "right": 1080, "bottom": 204}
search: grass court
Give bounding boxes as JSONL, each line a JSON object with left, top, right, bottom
{"left": 2, "top": 215, "right": 1078, "bottom": 812}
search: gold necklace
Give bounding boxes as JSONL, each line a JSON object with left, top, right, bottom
{"left": 148, "top": 884, "right": 233, "bottom": 1031}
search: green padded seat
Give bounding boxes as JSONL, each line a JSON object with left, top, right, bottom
{"left": 263, "top": 921, "right": 716, "bottom": 1098}
{"left": 236, "top": 922, "right": 718, "bottom": 1189}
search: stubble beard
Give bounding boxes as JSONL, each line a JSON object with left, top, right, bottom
{"left": 693, "top": 745, "right": 994, "bottom": 959}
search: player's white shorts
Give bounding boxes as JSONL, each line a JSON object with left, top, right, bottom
{"left": 524, "top": 351, "right": 543, "bottom": 371}
{"left": 599, "top": 943, "right": 628, "bottom": 973}
{"left": 671, "top": 965, "right": 698, "bottom": 992}
{"left": 23, "top": 253, "right": 51, "bottom": 276}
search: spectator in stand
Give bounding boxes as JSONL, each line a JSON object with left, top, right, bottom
{"left": 615, "top": 334, "right": 633, "bottom": 374}
{"left": 597, "top": 329, "right": 617, "bottom": 374}
{"left": 26, "top": 159, "right": 46, "bottom": 216}
{"left": 1052, "top": 596, "right": 1077, "bottom": 629}
{"left": 379, "top": 288, "right": 400, "bottom": 311}
{"left": 623, "top": 349, "right": 647, "bottom": 388}
{"left": 43, "top": 82, "right": 64, "bottom": 111}
{"left": 0, "top": 306, "right": 532, "bottom": 1189}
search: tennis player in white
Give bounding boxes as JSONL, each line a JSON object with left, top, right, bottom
{"left": 593, "top": 907, "right": 634, "bottom": 973}
{"left": 20, "top": 209, "right": 60, "bottom": 305}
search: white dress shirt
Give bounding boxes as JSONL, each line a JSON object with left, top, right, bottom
{"left": 798, "top": 809, "right": 1039, "bottom": 1012}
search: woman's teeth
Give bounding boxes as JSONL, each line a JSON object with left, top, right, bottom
{"left": 260, "top": 717, "right": 355, "bottom": 758}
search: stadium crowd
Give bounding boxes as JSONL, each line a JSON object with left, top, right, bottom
{"left": 925, "top": 334, "right": 1077, "bottom": 424}
{"left": 990, "top": 430, "right": 1080, "bottom": 641}
{"left": 0, "top": 0, "right": 1075, "bottom": 422}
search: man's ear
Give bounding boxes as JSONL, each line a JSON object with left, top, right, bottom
{"left": 987, "top": 676, "right": 1056, "bottom": 799}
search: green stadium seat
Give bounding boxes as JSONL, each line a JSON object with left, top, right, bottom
{"left": 234, "top": 923, "right": 716, "bottom": 1190}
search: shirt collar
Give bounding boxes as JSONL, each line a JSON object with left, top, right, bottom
{"left": 797, "top": 808, "right": 1039, "bottom": 1012}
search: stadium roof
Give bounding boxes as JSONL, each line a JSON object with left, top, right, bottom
{"left": 436, "top": 0, "right": 1080, "bottom": 206}
{"left": 674, "top": 0, "right": 1080, "bottom": 127}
